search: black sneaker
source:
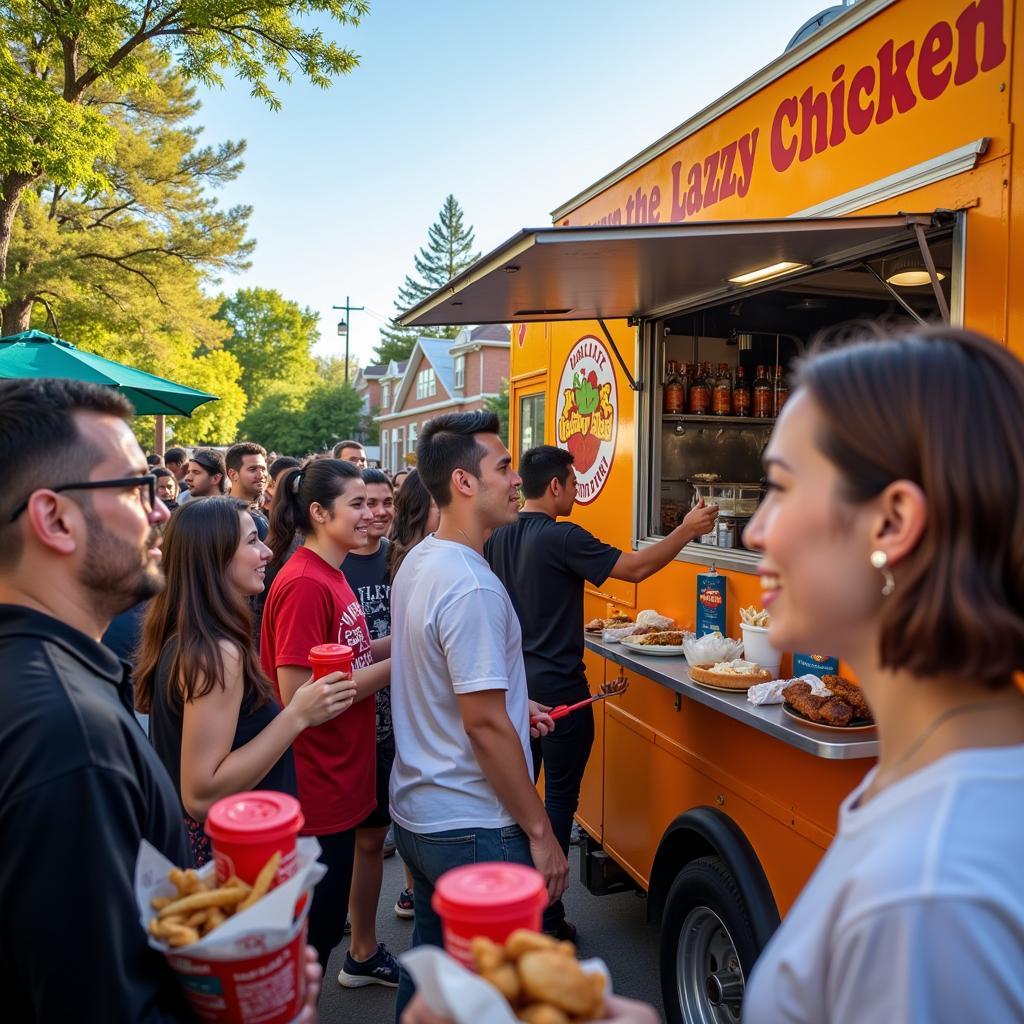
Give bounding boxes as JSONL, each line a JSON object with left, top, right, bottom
{"left": 394, "top": 888, "right": 415, "bottom": 919}
{"left": 337, "top": 943, "right": 400, "bottom": 988}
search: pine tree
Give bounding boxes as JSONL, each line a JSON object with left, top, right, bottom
{"left": 375, "top": 194, "right": 479, "bottom": 363}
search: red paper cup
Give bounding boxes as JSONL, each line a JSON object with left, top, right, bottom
{"left": 432, "top": 862, "right": 548, "bottom": 969}
{"left": 206, "top": 791, "right": 304, "bottom": 889}
{"left": 163, "top": 912, "right": 309, "bottom": 1024}
{"left": 307, "top": 643, "right": 354, "bottom": 679}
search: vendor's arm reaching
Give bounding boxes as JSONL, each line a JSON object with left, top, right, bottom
{"left": 609, "top": 499, "right": 719, "bottom": 583}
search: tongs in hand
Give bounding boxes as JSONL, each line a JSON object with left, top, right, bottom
{"left": 531, "top": 676, "right": 628, "bottom": 723}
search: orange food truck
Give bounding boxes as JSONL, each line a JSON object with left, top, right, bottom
{"left": 398, "top": 0, "right": 1022, "bottom": 1020}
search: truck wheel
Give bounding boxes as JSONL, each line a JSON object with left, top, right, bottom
{"left": 659, "top": 856, "right": 759, "bottom": 1024}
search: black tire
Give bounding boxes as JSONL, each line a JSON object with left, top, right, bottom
{"left": 659, "top": 856, "right": 761, "bottom": 1024}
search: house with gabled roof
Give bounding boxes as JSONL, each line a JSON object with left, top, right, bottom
{"left": 375, "top": 325, "right": 510, "bottom": 473}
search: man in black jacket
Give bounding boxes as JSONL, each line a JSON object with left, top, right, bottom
{"left": 0, "top": 379, "right": 321, "bottom": 1023}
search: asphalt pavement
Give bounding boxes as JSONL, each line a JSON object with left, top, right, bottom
{"left": 318, "top": 843, "right": 665, "bottom": 1023}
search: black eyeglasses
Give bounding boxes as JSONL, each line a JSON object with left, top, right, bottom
{"left": 8, "top": 475, "right": 158, "bottom": 523}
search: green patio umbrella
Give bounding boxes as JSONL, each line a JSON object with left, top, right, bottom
{"left": 0, "top": 330, "right": 217, "bottom": 416}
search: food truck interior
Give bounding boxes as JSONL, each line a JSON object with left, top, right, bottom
{"left": 644, "top": 231, "right": 953, "bottom": 567}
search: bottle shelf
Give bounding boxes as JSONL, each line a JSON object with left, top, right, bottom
{"left": 661, "top": 413, "right": 776, "bottom": 425}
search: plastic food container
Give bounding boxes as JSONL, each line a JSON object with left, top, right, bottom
{"left": 740, "top": 623, "right": 782, "bottom": 678}
{"left": 206, "top": 791, "right": 304, "bottom": 889}
{"left": 432, "top": 863, "right": 548, "bottom": 969}
{"left": 308, "top": 643, "right": 354, "bottom": 678}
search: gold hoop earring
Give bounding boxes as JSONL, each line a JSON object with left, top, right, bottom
{"left": 870, "top": 550, "right": 896, "bottom": 597}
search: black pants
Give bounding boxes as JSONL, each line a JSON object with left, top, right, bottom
{"left": 308, "top": 828, "right": 356, "bottom": 972}
{"left": 531, "top": 703, "right": 595, "bottom": 931}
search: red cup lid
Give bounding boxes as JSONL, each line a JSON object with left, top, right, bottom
{"left": 432, "top": 862, "right": 547, "bottom": 922}
{"left": 205, "top": 791, "right": 304, "bottom": 845}
{"left": 309, "top": 643, "right": 353, "bottom": 665}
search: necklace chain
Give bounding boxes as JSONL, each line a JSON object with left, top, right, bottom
{"left": 876, "top": 696, "right": 1021, "bottom": 785}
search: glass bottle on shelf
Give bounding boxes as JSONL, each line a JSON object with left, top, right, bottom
{"left": 773, "top": 364, "right": 790, "bottom": 416}
{"left": 663, "top": 360, "right": 684, "bottom": 413}
{"left": 688, "top": 360, "right": 710, "bottom": 414}
{"left": 732, "top": 366, "right": 750, "bottom": 416}
{"left": 753, "top": 364, "right": 772, "bottom": 418}
{"left": 713, "top": 363, "right": 733, "bottom": 415}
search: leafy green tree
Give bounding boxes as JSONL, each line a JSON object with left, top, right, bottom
{"left": 215, "top": 287, "right": 319, "bottom": 403}
{"left": 484, "top": 378, "right": 510, "bottom": 446}
{"left": 240, "top": 381, "right": 363, "bottom": 455}
{"left": 375, "top": 194, "right": 479, "bottom": 362}
{"left": 0, "top": 0, "right": 368, "bottom": 312}
{"left": 6, "top": 49, "right": 251, "bottom": 338}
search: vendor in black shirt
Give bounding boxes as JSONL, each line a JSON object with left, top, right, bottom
{"left": 486, "top": 445, "right": 718, "bottom": 938}
{"left": 0, "top": 379, "right": 325, "bottom": 1023}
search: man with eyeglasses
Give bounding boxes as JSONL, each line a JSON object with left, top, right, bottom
{"left": 333, "top": 439, "right": 368, "bottom": 467}
{"left": 0, "top": 379, "right": 323, "bottom": 1022}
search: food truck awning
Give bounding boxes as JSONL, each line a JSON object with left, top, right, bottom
{"left": 397, "top": 213, "right": 947, "bottom": 327}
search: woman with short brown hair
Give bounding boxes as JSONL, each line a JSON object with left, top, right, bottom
{"left": 743, "top": 327, "right": 1024, "bottom": 1022}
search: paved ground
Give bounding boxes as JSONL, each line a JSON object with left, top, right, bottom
{"left": 318, "top": 843, "right": 665, "bottom": 1023}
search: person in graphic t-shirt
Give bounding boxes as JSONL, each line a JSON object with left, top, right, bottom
{"left": 338, "top": 467, "right": 400, "bottom": 989}
{"left": 260, "top": 458, "right": 395, "bottom": 978}
{"left": 485, "top": 445, "right": 718, "bottom": 937}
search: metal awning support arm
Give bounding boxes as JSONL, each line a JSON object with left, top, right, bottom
{"left": 858, "top": 262, "right": 927, "bottom": 327}
{"left": 597, "top": 318, "right": 641, "bottom": 392}
{"left": 912, "top": 222, "right": 951, "bottom": 323}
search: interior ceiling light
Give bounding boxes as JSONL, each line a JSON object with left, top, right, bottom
{"left": 728, "top": 261, "right": 807, "bottom": 286}
{"left": 884, "top": 254, "right": 947, "bottom": 288}
{"left": 787, "top": 297, "right": 827, "bottom": 311}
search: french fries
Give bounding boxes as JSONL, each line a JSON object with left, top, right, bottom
{"left": 147, "top": 852, "right": 281, "bottom": 949}
{"left": 740, "top": 605, "right": 770, "bottom": 628}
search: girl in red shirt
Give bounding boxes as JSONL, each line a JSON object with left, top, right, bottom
{"left": 261, "top": 459, "right": 392, "bottom": 974}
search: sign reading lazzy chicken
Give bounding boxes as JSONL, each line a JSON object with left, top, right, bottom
{"left": 556, "top": 335, "right": 617, "bottom": 504}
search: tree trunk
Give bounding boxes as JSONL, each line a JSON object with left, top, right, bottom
{"left": 0, "top": 171, "right": 38, "bottom": 286}
{"left": 1, "top": 297, "right": 34, "bottom": 337}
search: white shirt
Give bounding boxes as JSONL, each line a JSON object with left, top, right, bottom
{"left": 745, "top": 743, "right": 1024, "bottom": 1024}
{"left": 389, "top": 535, "right": 532, "bottom": 834}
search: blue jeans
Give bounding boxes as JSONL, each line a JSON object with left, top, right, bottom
{"left": 393, "top": 822, "right": 534, "bottom": 1021}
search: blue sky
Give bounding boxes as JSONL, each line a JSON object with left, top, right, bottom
{"left": 193, "top": 0, "right": 833, "bottom": 367}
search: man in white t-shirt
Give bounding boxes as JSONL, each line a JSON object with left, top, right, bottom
{"left": 389, "top": 410, "right": 569, "bottom": 1019}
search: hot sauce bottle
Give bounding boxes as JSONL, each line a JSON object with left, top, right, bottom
{"left": 732, "top": 366, "right": 750, "bottom": 416}
{"left": 688, "top": 361, "right": 710, "bottom": 414}
{"left": 753, "top": 364, "right": 773, "bottom": 418}
{"left": 773, "top": 364, "right": 790, "bottom": 416}
{"left": 713, "top": 363, "right": 733, "bottom": 416}
{"left": 663, "top": 360, "right": 684, "bottom": 413}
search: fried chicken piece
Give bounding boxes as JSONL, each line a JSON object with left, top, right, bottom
{"left": 518, "top": 1006, "right": 571, "bottom": 1024}
{"left": 783, "top": 681, "right": 828, "bottom": 719}
{"left": 817, "top": 697, "right": 854, "bottom": 727}
{"left": 822, "top": 675, "right": 872, "bottom": 719}
{"left": 518, "top": 951, "right": 595, "bottom": 1016}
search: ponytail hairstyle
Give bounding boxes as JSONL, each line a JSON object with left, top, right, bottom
{"left": 135, "top": 497, "right": 273, "bottom": 713}
{"left": 268, "top": 457, "right": 362, "bottom": 568}
{"left": 388, "top": 468, "right": 435, "bottom": 581}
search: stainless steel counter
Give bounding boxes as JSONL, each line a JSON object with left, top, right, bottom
{"left": 585, "top": 637, "right": 879, "bottom": 761}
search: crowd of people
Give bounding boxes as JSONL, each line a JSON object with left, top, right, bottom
{"left": 1, "top": 326, "right": 1022, "bottom": 1024}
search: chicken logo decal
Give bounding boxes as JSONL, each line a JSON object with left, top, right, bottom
{"left": 556, "top": 335, "right": 618, "bottom": 505}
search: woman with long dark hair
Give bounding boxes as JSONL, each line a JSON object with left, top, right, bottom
{"left": 136, "top": 497, "right": 356, "bottom": 865}
{"left": 741, "top": 328, "right": 1024, "bottom": 1021}
{"left": 261, "top": 459, "right": 393, "bottom": 975}
{"left": 388, "top": 469, "right": 440, "bottom": 581}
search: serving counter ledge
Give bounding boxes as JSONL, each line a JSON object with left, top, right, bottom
{"left": 585, "top": 636, "right": 879, "bottom": 761}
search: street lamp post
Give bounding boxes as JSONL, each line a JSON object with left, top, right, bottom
{"left": 333, "top": 296, "right": 364, "bottom": 384}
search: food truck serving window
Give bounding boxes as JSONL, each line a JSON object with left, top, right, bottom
{"left": 398, "top": 212, "right": 958, "bottom": 573}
